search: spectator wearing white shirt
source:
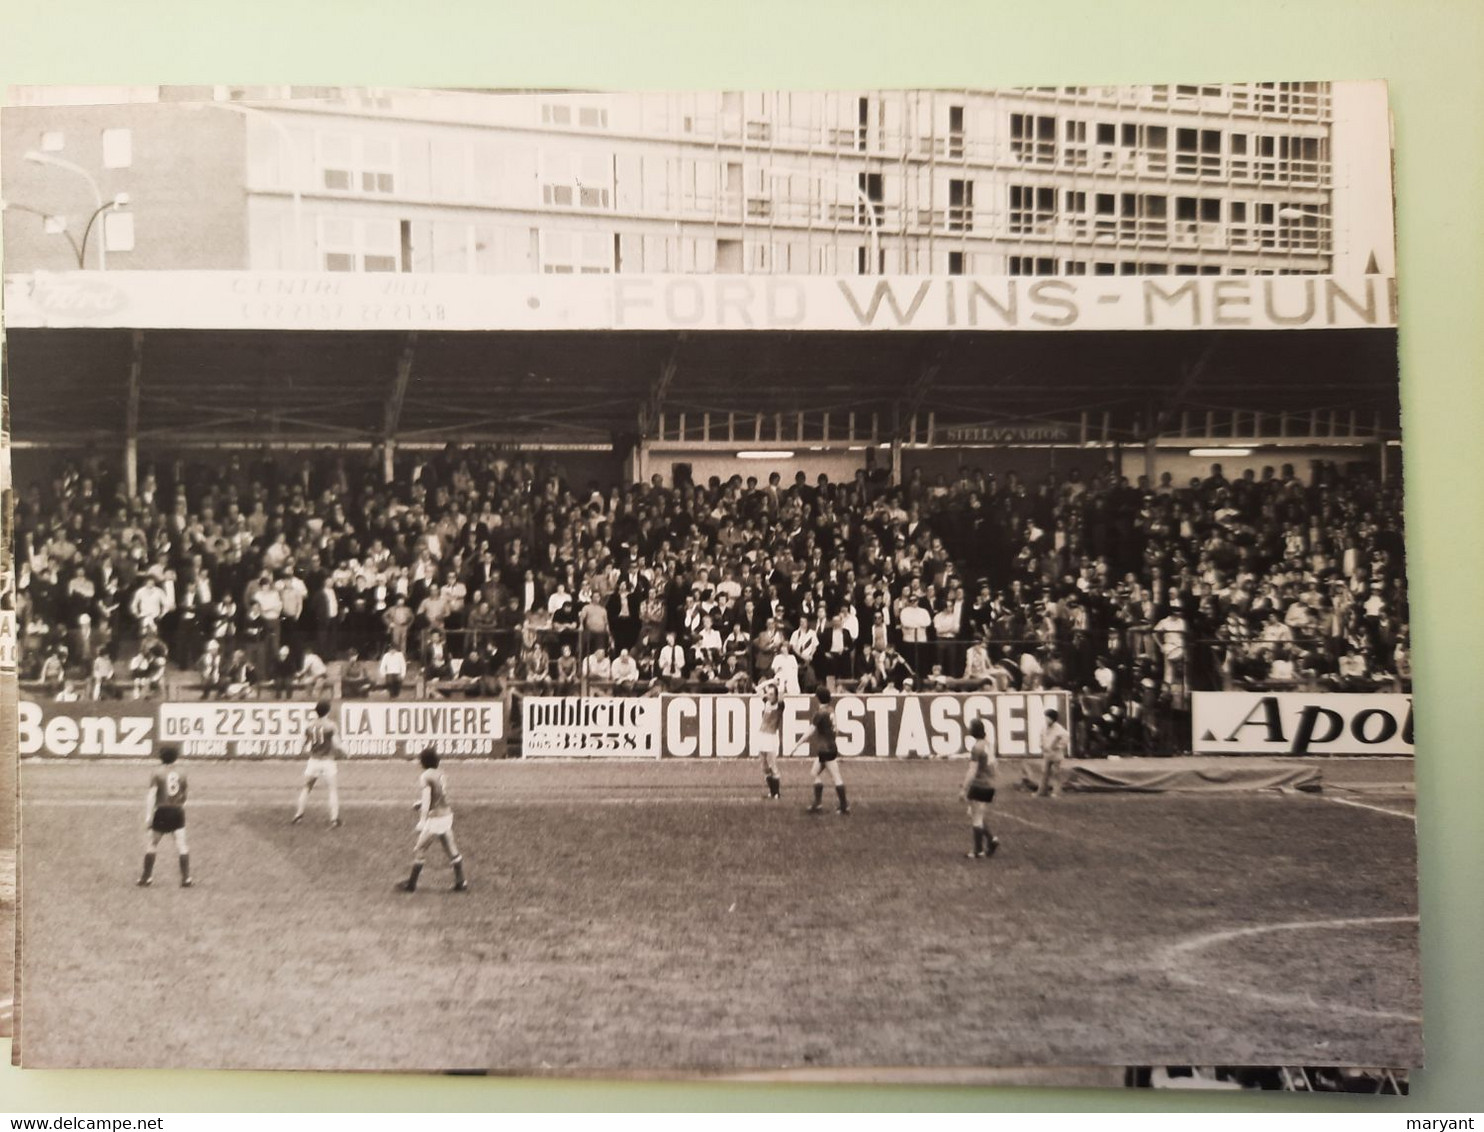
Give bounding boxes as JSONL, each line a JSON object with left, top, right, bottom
{"left": 770, "top": 642, "right": 800, "bottom": 695}
{"left": 379, "top": 645, "right": 407, "bottom": 698}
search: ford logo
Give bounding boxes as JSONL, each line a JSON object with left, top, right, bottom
{"left": 30, "top": 273, "right": 128, "bottom": 319}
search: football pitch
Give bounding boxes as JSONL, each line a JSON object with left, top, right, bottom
{"left": 18, "top": 756, "right": 1421, "bottom": 1074}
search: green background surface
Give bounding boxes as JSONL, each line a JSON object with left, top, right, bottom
{"left": 1, "top": 0, "right": 1481, "bottom": 1113}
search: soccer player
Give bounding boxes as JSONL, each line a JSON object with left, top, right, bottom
{"left": 757, "top": 680, "right": 784, "bottom": 799}
{"left": 138, "top": 744, "right": 192, "bottom": 888}
{"left": 960, "top": 717, "right": 1000, "bottom": 859}
{"left": 292, "top": 697, "right": 342, "bottom": 827}
{"left": 398, "top": 747, "right": 468, "bottom": 893}
{"left": 1037, "top": 708, "right": 1072, "bottom": 798}
{"left": 798, "top": 688, "right": 849, "bottom": 815}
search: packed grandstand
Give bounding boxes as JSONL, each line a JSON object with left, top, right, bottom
{"left": 11, "top": 445, "right": 1409, "bottom": 754}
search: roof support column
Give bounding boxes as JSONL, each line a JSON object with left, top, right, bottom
{"left": 383, "top": 332, "right": 418, "bottom": 485}
{"left": 124, "top": 330, "right": 144, "bottom": 497}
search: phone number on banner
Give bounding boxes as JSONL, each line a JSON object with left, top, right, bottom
{"left": 159, "top": 704, "right": 318, "bottom": 757}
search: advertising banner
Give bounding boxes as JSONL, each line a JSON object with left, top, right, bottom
{"left": 522, "top": 696, "right": 662, "bottom": 757}
{"left": 1193, "top": 692, "right": 1414, "bottom": 755}
{"left": 22, "top": 698, "right": 508, "bottom": 758}
{"left": 158, "top": 701, "right": 319, "bottom": 757}
{"left": 339, "top": 700, "right": 505, "bottom": 757}
{"left": 661, "top": 691, "right": 1071, "bottom": 759}
{"left": 4, "top": 271, "right": 1397, "bottom": 334}
{"left": 18, "top": 698, "right": 157, "bottom": 757}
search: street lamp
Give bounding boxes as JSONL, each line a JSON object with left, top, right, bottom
{"left": 0, "top": 198, "right": 83, "bottom": 265}
{"left": 23, "top": 150, "right": 115, "bottom": 268}
{"left": 80, "top": 193, "right": 131, "bottom": 270}
{"left": 187, "top": 101, "right": 307, "bottom": 269}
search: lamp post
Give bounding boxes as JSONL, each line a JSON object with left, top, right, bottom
{"left": 190, "top": 101, "right": 307, "bottom": 269}
{"left": 0, "top": 198, "right": 83, "bottom": 265}
{"left": 23, "top": 150, "right": 111, "bottom": 268}
{"left": 80, "top": 193, "right": 131, "bottom": 270}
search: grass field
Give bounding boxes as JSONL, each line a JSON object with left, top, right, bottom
{"left": 18, "top": 756, "right": 1421, "bottom": 1074}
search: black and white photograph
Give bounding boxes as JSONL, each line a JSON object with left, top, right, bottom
{"left": 2, "top": 83, "right": 1419, "bottom": 1076}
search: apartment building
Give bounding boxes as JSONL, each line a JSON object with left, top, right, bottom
{"left": 2, "top": 84, "right": 1351, "bottom": 278}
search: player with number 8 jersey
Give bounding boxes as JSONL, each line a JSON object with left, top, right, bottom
{"left": 139, "top": 744, "right": 192, "bottom": 887}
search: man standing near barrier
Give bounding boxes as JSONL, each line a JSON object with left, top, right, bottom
{"left": 1038, "top": 708, "right": 1071, "bottom": 798}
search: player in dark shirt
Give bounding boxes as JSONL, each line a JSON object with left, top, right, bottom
{"left": 960, "top": 718, "right": 1000, "bottom": 859}
{"left": 139, "top": 744, "right": 192, "bottom": 887}
{"left": 796, "top": 688, "right": 850, "bottom": 815}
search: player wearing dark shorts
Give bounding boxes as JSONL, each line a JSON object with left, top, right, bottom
{"left": 960, "top": 718, "right": 999, "bottom": 859}
{"left": 796, "top": 688, "right": 849, "bottom": 815}
{"left": 139, "top": 744, "right": 193, "bottom": 887}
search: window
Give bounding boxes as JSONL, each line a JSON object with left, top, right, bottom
{"left": 1008, "top": 256, "right": 1055, "bottom": 276}
{"left": 1063, "top": 119, "right": 1087, "bottom": 166}
{"left": 578, "top": 106, "right": 608, "bottom": 129}
{"left": 857, "top": 96, "right": 869, "bottom": 152}
{"left": 40, "top": 130, "right": 64, "bottom": 152}
{"left": 947, "top": 105, "right": 964, "bottom": 157}
{"left": 101, "top": 128, "right": 132, "bottom": 169}
{"left": 318, "top": 134, "right": 396, "bottom": 195}
{"left": 1175, "top": 127, "right": 1198, "bottom": 176}
{"left": 948, "top": 178, "right": 974, "bottom": 232}
{"left": 1064, "top": 260, "right": 1087, "bottom": 275}
{"left": 1200, "top": 198, "right": 1221, "bottom": 223}
{"left": 320, "top": 134, "right": 354, "bottom": 191}
{"left": 1119, "top": 192, "right": 1167, "bottom": 240}
{"left": 1095, "top": 122, "right": 1115, "bottom": 146}
{"left": 855, "top": 245, "right": 885, "bottom": 275}
{"left": 1008, "top": 184, "right": 1054, "bottom": 235}
{"left": 540, "top": 229, "right": 614, "bottom": 274}
{"left": 430, "top": 138, "right": 469, "bottom": 200}
{"left": 858, "top": 171, "right": 885, "bottom": 227}
{"left": 541, "top": 151, "right": 613, "bottom": 210}
{"left": 1064, "top": 190, "right": 1087, "bottom": 213}
{"left": 1095, "top": 192, "right": 1116, "bottom": 237}
{"left": 103, "top": 210, "right": 134, "bottom": 252}
{"left": 1094, "top": 262, "right": 1116, "bottom": 276}
{"left": 948, "top": 250, "right": 964, "bottom": 275}
{"left": 542, "top": 104, "right": 572, "bottom": 126}
{"left": 1010, "top": 113, "right": 1057, "bottom": 163}
{"left": 319, "top": 216, "right": 399, "bottom": 272}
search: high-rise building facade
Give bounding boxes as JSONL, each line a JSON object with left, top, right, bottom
{"left": 3, "top": 84, "right": 1342, "bottom": 279}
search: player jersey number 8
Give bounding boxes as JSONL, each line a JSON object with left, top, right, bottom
{"left": 165, "top": 771, "right": 182, "bottom": 799}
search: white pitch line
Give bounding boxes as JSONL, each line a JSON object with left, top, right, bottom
{"left": 1158, "top": 914, "right": 1422, "bottom": 1024}
{"left": 1323, "top": 795, "right": 1416, "bottom": 821}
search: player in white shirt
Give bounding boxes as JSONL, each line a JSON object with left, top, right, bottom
{"left": 756, "top": 681, "right": 784, "bottom": 799}
{"left": 398, "top": 747, "right": 468, "bottom": 893}
{"left": 292, "top": 698, "right": 343, "bottom": 827}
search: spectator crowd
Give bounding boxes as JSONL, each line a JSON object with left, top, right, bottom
{"left": 14, "top": 444, "right": 1410, "bottom": 754}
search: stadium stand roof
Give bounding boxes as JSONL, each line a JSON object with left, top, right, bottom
{"left": 6, "top": 324, "right": 1401, "bottom": 449}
